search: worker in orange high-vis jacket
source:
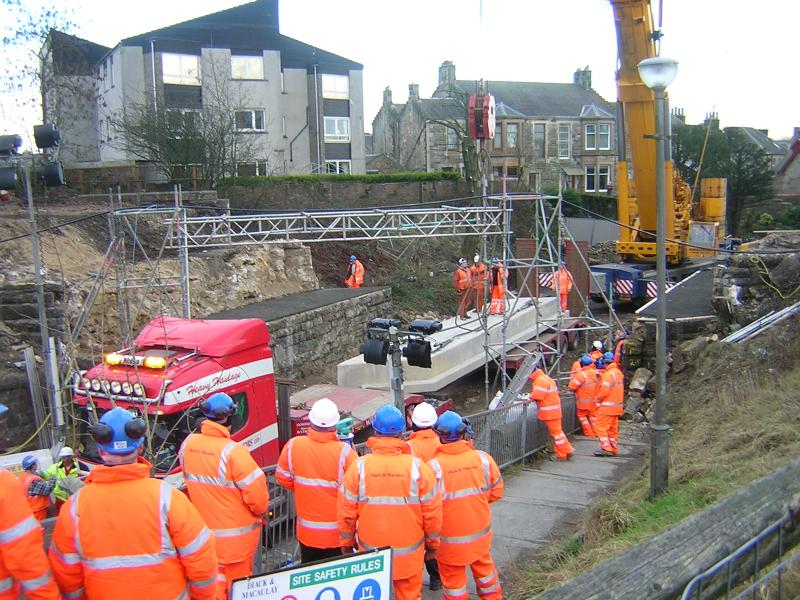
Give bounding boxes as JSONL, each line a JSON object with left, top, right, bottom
{"left": 489, "top": 258, "right": 506, "bottom": 315}
{"left": 276, "top": 397, "right": 356, "bottom": 565}
{"left": 345, "top": 254, "right": 365, "bottom": 288}
{"left": 589, "top": 340, "right": 605, "bottom": 361}
{"left": 49, "top": 407, "right": 218, "bottom": 600}
{"left": 180, "top": 393, "right": 269, "bottom": 600}
{"left": 0, "top": 405, "right": 61, "bottom": 600}
{"left": 452, "top": 258, "right": 472, "bottom": 318}
{"left": 594, "top": 353, "right": 624, "bottom": 457}
{"left": 613, "top": 329, "right": 627, "bottom": 374}
{"left": 407, "top": 401, "right": 443, "bottom": 591}
{"left": 18, "top": 456, "right": 54, "bottom": 521}
{"left": 338, "top": 405, "right": 442, "bottom": 600}
{"left": 551, "top": 261, "right": 574, "bottom": 311}
{"left": 568, "top": 354, "right": 599, "bottom": 437}
{"left": 529, "top": 367, "right": 574, "bottom": 460}
{"left": 469, "top": 254, "right": 488, "bottom": 312}
{"left": 430, "top": 411, "right": 504, "bottom": 600}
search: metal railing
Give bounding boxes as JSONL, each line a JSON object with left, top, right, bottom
{"left": 681, "top": 507, "right": 800, "bottom": 600}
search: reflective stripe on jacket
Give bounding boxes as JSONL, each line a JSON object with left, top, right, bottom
{"left": 338, "top": 436, "right": 442, "bottom": 580}
{"left": 596, "top": 362, "right": 624, "bottom": 416}
{"left": 17, "top": 472, "right": 50, "bottom": 518}
{"left": 429, "top": 441, "right": 503, "bottom": 566}
{"left": 276, "top": 429, "right": 356, "bottom": 549}
{"left": 529, "top": 370, "right": 562, "bottom": 421}
{"left": 180, "top": 420, "right": 269, "bottom": 563}
{"left": 568, "top": 366, "right": 599, "bottom": 408}
{"left": 407, "top": 429, "right": 441, "bottom": 463}
{"left": 469, "top": 264, "right": 487, "bottom": 289}
{"left": 41, "top": 461, "right": 80, "bottom": 502}
{"left": 0, "top": 470, "right": 60, "bottom": 600}
{"left": 49, "top": 462, "right": 218, "bottom": 600}
{"left": 551, "top": 267, "right": 573, "bottom": 295}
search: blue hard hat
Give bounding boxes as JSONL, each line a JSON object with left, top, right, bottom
{"left": 491, "top": 257, "right": 499, "bottom": 264}
{"left": 201, "top": 392, "right": 236, "bottom": 421}
{"left": 373, "top": 404, "right": 405, "bottom": 435}
{"left": 603, "top": 352, "right": 615, "bottom": 361}
{"left": 595, "top": 358, "right": 606, "bottom": 370}
{"left": 349, "top": 255, "right": 357, "bottom": 262}
{"left": 21, "top": 455, "right": 37, "bottom": 470}
{"left": 0, "top": 403, "right": 7, "bottom": 416}
{"left": 579, "top": 354, "right": 593, "bottom": 367}
{"left": 91, "top": 407, "right": 146, "bottom": 456}
{"left": 434, "top": 410, "right": 470, "bottom": 442}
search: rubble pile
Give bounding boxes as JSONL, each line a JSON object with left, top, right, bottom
{"left": 588, "top": 241, "right": 619, "bottom": 265}
{"left": 712, "top": 232, "right": 800, "bottom": 325}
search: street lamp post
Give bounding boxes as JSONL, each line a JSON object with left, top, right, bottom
{"left": 637, "top": 56, "right": 678, "bottom": 498}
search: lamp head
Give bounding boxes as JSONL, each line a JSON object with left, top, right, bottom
{"left": 637, "top": 56, "right": 679, "bottom": 91}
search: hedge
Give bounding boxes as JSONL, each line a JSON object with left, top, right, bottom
{"left": 219, "top": 172, "right": 461, "bottom": 186}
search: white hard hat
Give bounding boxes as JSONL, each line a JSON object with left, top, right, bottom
{"left": 309, "top": 398, "right": 340, "bottom": 428}
{"left": 59, "top": 446, "right": 75, "bottom": 458}
{"left": 411, "top": 402, "right": 438, "bottom": 428}
{"left": 458, "top": 257, "right": 467, "bottom": 266}
{"left": 592, "top": 340, "right": 603, "bottom": 350}
{"left": 473, "top": 254, "right": 480, "bottom": 263}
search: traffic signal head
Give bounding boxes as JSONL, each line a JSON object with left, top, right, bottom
{"left": 403, "top": 338, "right": 432, "bottom": 369}
{"left": 0, "top": 135, "right": 22, "bottom": 157}
{"left": 408, "top": 319, "right": 442, "bottom": 335}
{"left": 33, "top": 124, "right": 60, "bottom": 150}
{"left": 38, "top": 161, "right": 64, "bottom": 187}
{"left": 361, "top": 338, "right": 389, "bottom": 365}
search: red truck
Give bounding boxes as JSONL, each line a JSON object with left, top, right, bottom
{"left": 72, "top": 316, "right": 451, "bottom": 477}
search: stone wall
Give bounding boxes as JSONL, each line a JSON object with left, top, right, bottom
{"left": 269, "top": 288, "right": 392, "bottom": 380}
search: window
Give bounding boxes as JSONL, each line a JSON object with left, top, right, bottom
{"left": 558, "top": 124, "right": 570, "bottom": 158}
{"left": 321, "top": 74, "right": 349, "bottom": 99}
{"left": 446, "top": 127, "right": 458, "bottom": 150}
{"left": 324, "top": 117, "right": 350, "bottom": 142}
{"left": 585, "top": 123, "right": 610, "bottom": 150}
{"left": 529, "top": 172, "right": 541, "bottom": 192}
{"left": 585, "top": 124, "right": 597, "bottom": 150}
{"left": 494, "top": 123, "right": 503, "bottom": 149}
{"left": 506, "top": 165, "right": 519, "bottom": 178}
{"left": 167, "top": 110, "right": 200, "bottom": 137}
{"left": 235, "top": 109, "right": 266, "bottom": 131}
{"left": 231, "top": 56, "right": 263, "bottom": 80}
{"left": 162, "top": 53, "right": 200, "bottom": 85}
{"left": 228, "top": 392, "right": 249, "bottom": 434}
{"left": 236, "top": 161, "right": 270, "bottom": 177}
{"left": 598, "top": 123, "right": 611, "bottom": 150}
{"left": 507, "top": 123, "right": 518, "bottom": 149}
{"left": 325, "top": 160, "right": 351, "bottom": 174}
{"left": 282, "top": 116, "right": 286, "bottom": 137}
{"left": 585, "top": 165, "right": 611, "bottom": 192}
{"left": 534, "top": 123, "right": 545, "bottom": 158}
{"left": 109, "top": 55, "right": 114, "bottom": 87}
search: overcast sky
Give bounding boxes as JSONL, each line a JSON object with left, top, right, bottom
{"left": 3, "top": 0, "right": 799, "bottom": 141}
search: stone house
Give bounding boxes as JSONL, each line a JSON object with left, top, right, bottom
{"left": 372, "top": 61, "right": 618, "bottom": 193}
{"left": 42, "top": 0, "right": 366, "bottom": 178}
{"left": 774, "top": 128, "right": 800, "bottom": 201}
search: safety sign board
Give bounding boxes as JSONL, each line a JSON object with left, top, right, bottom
{"left": 230, "top": 547, "right": 392, "bottom": 600}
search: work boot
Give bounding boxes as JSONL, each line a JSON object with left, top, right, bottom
{"left": 593, "top": 450, "right": 615, "bottom": 457}
{"left": 429, "top": 578, "right": 442, "bottom": 591}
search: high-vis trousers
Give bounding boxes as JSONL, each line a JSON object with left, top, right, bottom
{"left": 393, "top": 570, "right": 423, "bottom": 600}
{"left": 576, "top": 406, "right": 598, "bottom": 437}
{"left": 544, "top": 419, "right": 574, "bottom": 460}
{"left": 559, "top": 292, "right": 569, "bottom": 311}
{"left": 595, "top": 413, "right": 620, "bottom": 454}
{"left": 439, "top": 554, "right": 502, "bottom": 600}
{"left": 217, "top": 553, "right": 256, "bottom": 600}
{"left": 457, "top": 289, "right": 472, "bottom": 318}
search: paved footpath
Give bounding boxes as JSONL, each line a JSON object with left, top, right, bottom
{"left": 422, "top": 425, "right": 647, "bottom": 598}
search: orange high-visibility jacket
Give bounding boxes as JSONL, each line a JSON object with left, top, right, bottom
{"left": 589, "top": 349, "right": 603, "bottom": 361}
{"left": 569, "top": 365, "right": 599, "bottom": 409}
{"left": 614, "top": 338, "right": 625, "bottom": 365}
{"left": 596, "top": 362, "right": 624, "bottom": 416}
{"left": 17, "top": 471, "right": 50, "bottom": 520}
{"left": 452, "top": 267, "right": 471, "bottom": 292}
{"left": 346, "top": 260, "right": 365, "bottom": 288}
{"left": 276, "top": 429, "right": 357, "bottom": 549}
{"left": 429, "top": 441, "right": 503, "bottom": 566}
{"left": 48, "top": 462, "right": 217, "bottom": 600}
{"left": 0, "top": 470, "right": 60, "bottom": 600}
{"left": 407, "top": 429, "right": 441, "bottom": 463}
{"left": 552, "top": 267, "right": 574, "bottom": 295}
{"left": 469, "top": 263, "right": 487, "bottom": 290}
{"left": 180, "top": 420, "right": 269, "bottom": 564}
{"left": 529, "top": 370, "right": 562, "bottom": 421}
{"left": 338, "top": 436, "right": 441, "bottom": 580}
{"left": 490, "top": 266, "right": 506, "bottom": 295}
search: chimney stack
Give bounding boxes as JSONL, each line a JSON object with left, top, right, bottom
{"left": 383, "top": 86, "right": 392, "bottom": 106}
{"left": 573, "top": 66, "right": 591, "bottom": 90}
{"left": 408, "top": 83, "right": 419, "bottom": 100}
{"left": 438, "top": 61, "right": 456, "bottom": 88}
{"left": 672, "top": 107, "right": 686, "bottom": 124}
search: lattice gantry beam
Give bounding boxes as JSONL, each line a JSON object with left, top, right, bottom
{"left": 166, "top": 205, "right": 505, "bottom": 248}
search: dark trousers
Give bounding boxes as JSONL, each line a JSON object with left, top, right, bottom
{"left": 425, "top": 557, "right": 441, "bottom": 584}
{"left": 299, "top": 542, "right": 342, "bottom": 565}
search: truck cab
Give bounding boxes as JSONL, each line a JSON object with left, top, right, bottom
{"left": 72, "top": 316, "right": 280, "bottom": 475}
